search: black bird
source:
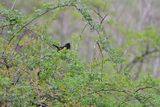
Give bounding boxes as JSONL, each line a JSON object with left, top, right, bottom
{"left": 53, "top": 43, "right": 71, "bottom": 51}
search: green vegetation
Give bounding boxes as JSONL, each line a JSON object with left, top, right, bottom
{"left": 0, "top": 0, "right": 160, "bottom": 106}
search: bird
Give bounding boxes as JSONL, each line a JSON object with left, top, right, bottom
{"left": 52, "top": 43, "right": 71, "bottom": 51}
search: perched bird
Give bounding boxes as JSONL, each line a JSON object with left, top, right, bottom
{"left": 53, "top": 43, "right": 71, "bottom": 51}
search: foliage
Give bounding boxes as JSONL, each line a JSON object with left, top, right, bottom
{"left": 0, "top": 0, "right": 160, "bottom": 107}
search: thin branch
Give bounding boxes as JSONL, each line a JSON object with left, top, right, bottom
{"left": 79, "top": 23, "right": 88, "bottom": 38}
{"left": 135, "top": 86, "right": 153, "bottom": 93}
{"left": 92, "top": 9, "right": 108, "bottom": 24}
{"left": 124, "top": 49, "right": 160, "bottom": 71}
{"left": 11, "top": 69, "right": 21, "bottom": 85}
{"left": 100, "top": 14, "right": 108, "bottom": 24}
{"left": 22, "top": 27, "right": 61, "bottom": 51}
{"left": 68, "top": 88, "right": 131, "bottom": 104}
{"left": 11, "top": 0, "right": 17, "bottom": 10}
{"left": 8, "top": 4, "right": 75, "bottom": 44}
{"left": 96, "top": 41, "right": 104, "bottom": 81}
{"left": 93, "top": 9, "right": 103, "bottom": 19}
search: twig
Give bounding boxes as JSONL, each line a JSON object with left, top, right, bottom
{"left": 11, "top": 0, "right": 17, "bottom": 10}
{"left": 96, "top": 41, "right": 104, "bottom": 81}
{"left": 135, "top": 86, "right": 153, "bottom": 93}
{"left": 92, "top": 9, "right": 108, "bottom": 24}
{"left": 100, "top": 14, "right": 108, "bottom": 24}
{"left": 79, "top": 23, "right": 88, "bottom": 38}
{"left": 93, "top": 9, "right": 103, "bottom": 19}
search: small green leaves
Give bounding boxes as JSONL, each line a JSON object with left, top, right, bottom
{"left": 0, "top": 75, "right": 11, "bottom": 87}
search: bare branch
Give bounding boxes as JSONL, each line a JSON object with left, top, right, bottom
{"left": 124, "top": 49, "right": 160, "bottom": 71}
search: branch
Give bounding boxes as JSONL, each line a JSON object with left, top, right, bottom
{"left": 124, "top": 49, "right": 160, "bottom": 71}
{"left": 135, "top": 86, "right": 153, "bottom": 93}
{"left": 92, "top": 9, "right": 108, "bottom": 24}
{"left": 96, "top": 41, "right": 104, "bottom": 81}
{"left": 68, "top": 88, "right": 131, "bottom": 104}
{"left": 23, "top": 27, "right": 61, "bottom": 51}
{"left": 8, "top": 4, "right": 75, "bottom": 44}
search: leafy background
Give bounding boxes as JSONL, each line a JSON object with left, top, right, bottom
{"left": 0, "top": 0, "right": 160, "bottom": 106}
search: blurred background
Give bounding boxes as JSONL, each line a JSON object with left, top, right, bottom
{"left": 1, "top": 0, "right": 160, "bottom": 78}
